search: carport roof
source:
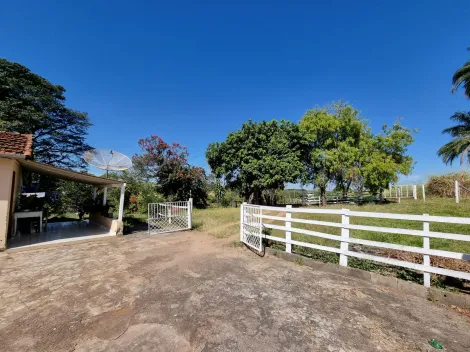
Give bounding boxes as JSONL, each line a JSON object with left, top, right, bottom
{"left": 17, "top": 159, "right": 124, "bottom": 187}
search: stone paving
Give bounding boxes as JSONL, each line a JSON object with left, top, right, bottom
{"left": 0, "top": 232, "right": 469, "bottom": 351}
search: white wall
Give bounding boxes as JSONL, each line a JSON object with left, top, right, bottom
{"left": 0, "top": 159, "right": 22, "bottom": 250}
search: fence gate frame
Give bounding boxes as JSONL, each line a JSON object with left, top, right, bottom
{"left": 240, "top": 202, "right": 263, "bottom": 251}
{"left": 148, "top": 198, "right": 193, "bottom": 234}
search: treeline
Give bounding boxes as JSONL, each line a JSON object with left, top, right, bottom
{"left": 207, "top": 101, "right": 415, "bottom": 206}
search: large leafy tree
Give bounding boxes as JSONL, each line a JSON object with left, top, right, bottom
{"left": 300, "top": 101, "right": 368, "bottom": 205}
{"left": 452, "top": 47, "right": 470, "bottom": 99}
{"left": 133, "top": 135, "right": 208, "bottom": 207}
{"left": 206, "top": 120, "right": 308, "bottom": 204}
{"left": 0, "top": 58, "right": 91, "bottom": 169}
{"left": 437, "top": 112, "right": 470, "bottom": 165}
{"left": 361, "top": 121, "right": 415, "bottom": 197}
{"left": 300, "top": 102, "right": 414, "bottom": 204}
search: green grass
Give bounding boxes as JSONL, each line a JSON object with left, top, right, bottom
{"left": 266, "top": 198, "right": 470, "bottom": 253}
{"left": 193, "top": 207, "right": 241, "bottom": 238}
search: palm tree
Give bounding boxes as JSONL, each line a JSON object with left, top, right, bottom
{"left": 438, "top": 112, "right": 470, "bottom": 165}
{"left": 452, "top": 47, "right": 470, "bottom": 98}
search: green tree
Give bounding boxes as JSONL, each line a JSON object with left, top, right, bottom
{"left": 361, "top": 121, "right": 415, "bottom": 198}
{"left": 47, "top": 180, "right": 95, "bottom": 219}
{"left": 452, "top": 47, "right": 470, "bottom": 98}
{"left": 206, "top": 120, "right": 308, "bottom": 204}
{"left": 0, "top": 58, "right": 91, "bottom": 169}
{"left": 132, "top": 135, "right": 208, "bottom": 207}
{"left": 299, "top": 101, "right": 368, "bottom": 205}
{"left": 437, "top": 112, "right": 470, "bottom": 165}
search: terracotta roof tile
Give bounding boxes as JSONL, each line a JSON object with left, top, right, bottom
{"left": 0, "top": 131, "right": 33, "bottom": 157}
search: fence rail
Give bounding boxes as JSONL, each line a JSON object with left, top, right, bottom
{"left": 240, "top": 204, "right": 470, "bottom": 287}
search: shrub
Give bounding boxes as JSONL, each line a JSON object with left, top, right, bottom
{"left": 425, "top": 172, "right": 470, "bottom": 198}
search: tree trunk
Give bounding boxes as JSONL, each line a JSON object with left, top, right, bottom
{"left": 252, "top": 189, "right": 262, "bottom": 205}
{"left": 379, "top": 188, "right": 384, "bottom": 202}
{"left": 320, "top": 186, "right": 327, "bottom": 207}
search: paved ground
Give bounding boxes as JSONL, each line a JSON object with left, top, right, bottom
{"left": 0, "top": 232, "right": 469, "bottom": 352}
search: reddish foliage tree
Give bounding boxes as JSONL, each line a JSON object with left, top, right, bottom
{"left": 133, "top": 135, "right": 207, "bottom": 206}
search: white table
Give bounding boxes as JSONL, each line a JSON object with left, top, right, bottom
{"left": 13, "top": 211, "right": 43, "bottom": 235}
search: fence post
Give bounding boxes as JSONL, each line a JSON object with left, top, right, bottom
{"left": 455, "top": 180, "right": 460, "bottom": 204}
{"left": 422, "top": 184, "right": 426, "bottom": 202}
{"left": 240, "top": 202, "right": 246, "bottom": 241}
{"left": 187, "top": 198, "right": 193, "bottom": 229}
{"left": 286, "top": 205, "right": 292, "bottom": 253}
{"left": 423, "top": 214, "right": 430, "bottom": 288}
{"left": 413, "top": 184, "right": 417, "bottom": 200}
{"left": 339, "top": 208, "right": 349, "bottom": 266}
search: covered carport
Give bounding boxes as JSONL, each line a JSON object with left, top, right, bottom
{"left": 7, "top": 159, "right": 126, "bottom": 249}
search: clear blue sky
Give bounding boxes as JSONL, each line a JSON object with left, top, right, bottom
{"left": 1, "top": 1, "right": 470, "bottom": 184}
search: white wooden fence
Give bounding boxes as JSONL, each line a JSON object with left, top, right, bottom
{"left": 385, "top": 184, "right": 424, "bottom": 200}
{"left": 240, "top": 203, "right": 470, "bottom": 287}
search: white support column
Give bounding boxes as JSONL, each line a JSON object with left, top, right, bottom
{"left": 423, "top": 214, "right": 431, "bottom": 288}
{"left": 118, "top": 183, "right": 126, "bottom": 221}
{"left": 422, "top": 184, "right": 426, "bottom": 202}
{"left": 240, "top": 202, "right": 247, "bottom": 241}
{"left": 188, "top": 198, "right": 193, "bottom": 229}
{"left": 455, "top": 180, "right": 460, "bottom": 204}
{"left": 103, "top": 187, "right": 108, "bottom": 206}
{"left": 286, "top": 205, "right": 292, "bottom": 253}
{"left": 339, "top": 208, "right": 349, "bottom": 267}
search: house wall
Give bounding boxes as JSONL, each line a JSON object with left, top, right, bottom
{"left": 0, "top": 159, "right": 22, "bottom": 250}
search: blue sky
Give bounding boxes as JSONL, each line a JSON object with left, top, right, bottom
{"left": 1, "top": 1, "right": 470, "bottom": 184}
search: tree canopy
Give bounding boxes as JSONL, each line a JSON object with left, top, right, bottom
{"left": 133, "top": 135, "right": 208, "bottom": 207}
{"left": 0, "top": 58, "right": 91, "bottom": 169}
{"left": 206, "top": 120, "right": 308, "bottom": 204}
{"left": 437, "top": 111, "right": 470, "bottom": 165}
{"left": 207, "top": 102, "right": 415, "bottom": 205}
{"left": 452, "top": 47, "right": 470, "bottom": 99}
{"left": 299, "top": 101, "right": 367, "bottom": 205}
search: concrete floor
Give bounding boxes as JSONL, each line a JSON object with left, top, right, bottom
{"left": 0, "top": 232, "right": 469, "bottom": 352}
{"left": 7, "top": 221, "right": 113, "bottom": 249}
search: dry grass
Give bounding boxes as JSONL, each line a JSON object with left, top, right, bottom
{"left": 192, "top": 207, "right": 241, "bottom": 238}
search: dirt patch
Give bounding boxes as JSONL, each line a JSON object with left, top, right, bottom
{"left": 0, "top": 232, "right": 469, "bottom": 351}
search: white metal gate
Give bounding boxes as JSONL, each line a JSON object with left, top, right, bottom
{"left": 148, "top": 200, "right": 192, "bottom": 234}
{"left": 240, "top": 204, "right": 263, "bottom": 251}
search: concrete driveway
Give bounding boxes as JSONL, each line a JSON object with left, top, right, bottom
{"left": 0, "top": 232, "right": 469, "bottom": 352}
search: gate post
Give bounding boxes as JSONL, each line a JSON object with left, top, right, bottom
{"left": 455, "top": 180, "right": 460, "bottom": 204}
{"left": 339, "top": 208, "right": 349, "bottom": 267}
{"left": 240, "top": 202, "right": 246, "bottom": 241}
{"left": 423, "top": 214, "right": 430, "bottom": 288}
{"left": 286, "top": 205, "right": 292, "bottom": 253}
{"left": 187, "top": 198, "right": 193, "bottom": 229}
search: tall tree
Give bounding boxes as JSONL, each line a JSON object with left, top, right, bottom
{"left": 437, "top": 111, "right": 470, "bottom": 165}
{"left": 206, "top": 120, "right": 308, "bottom": 204}
{"left": 132, "top": 135, "right": 208, "bottom": 206}
{"left": 0, "top": 58, "right": 91, "bottom": 169}
{"left": 452, "top": 47, "right": 470, "bottom": 99}
{"left": 360, "top": 120, "right": 415, "bottom": 198}
{"left": 299, "top": 101, "right": 368, "bottom": 205}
